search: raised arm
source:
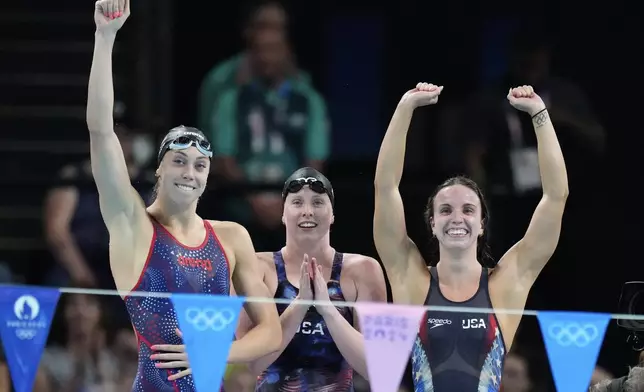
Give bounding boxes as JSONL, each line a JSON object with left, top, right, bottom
{"left": 500, "top": 86, "right": 569, "bottom": 284}
{"left": 87, "top": 0, "right": 142, "bottom": 228}
{"left": 373, "top": 83, "right": 443, "bottom": 278}
{"left": 228, "top": 224, "right": 282, "bottom": 363}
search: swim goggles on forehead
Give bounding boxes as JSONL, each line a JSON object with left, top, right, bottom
{"left": 159, "top": 134, "right": 213, "bottom": 160}
{"left": 284, "top": 177, "right": 334, "bottom": 200}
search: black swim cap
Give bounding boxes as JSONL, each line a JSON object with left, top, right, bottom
{"left": 282, "top": 167, "right": 334, "bottom": 206}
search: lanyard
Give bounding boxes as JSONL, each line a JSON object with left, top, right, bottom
{"left": 248, "top": 83, "right": 291, "bottom": 156}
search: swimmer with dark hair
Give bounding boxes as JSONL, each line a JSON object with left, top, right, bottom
{"left": 374, "top": 82, "right": 569, "bottom": 392}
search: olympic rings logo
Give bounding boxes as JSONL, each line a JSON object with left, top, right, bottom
{"left": 547, "top": 322, "right": 599, "bottom": 347}
{"left": 15, "top": 329, "right": 37, "bottom": 340}
{"left": 184, "top": 307, "right": 236, "bottom": 332}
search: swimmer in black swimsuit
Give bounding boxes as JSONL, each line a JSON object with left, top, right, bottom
{"left": 373, "top": 83, "right": 569, "bottom": 391}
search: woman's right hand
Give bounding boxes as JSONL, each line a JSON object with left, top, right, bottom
{"left": 297, "top": 254, "right": 314, "bottom": 301}
{"left": 150, "top": 329, "right": 192, "bottom": 381}
{"left": 94, "top": 0, "right": 130, "bottom": 34}
{"left": 401, "top": 82, "right": 444, "bottom": 109}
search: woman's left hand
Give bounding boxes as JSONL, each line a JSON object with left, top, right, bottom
{"left": 150, "top": 328, "right": 192, "bottom": 380}
{"left": 311, "top": 259, "right": 334, "bottom": 317}
{"left": 507, "top": 85, "right": 546, "bottom": 115}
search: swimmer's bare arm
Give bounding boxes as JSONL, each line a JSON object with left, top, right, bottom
{"left": 373, "top": 98, "right": 414, "bottom": 273}
{"left": 498, "top": 86, "right": 569, "bottom": 286}
{"left": 245, "top": 254, "right": 312, "bottom": 375}
{"left": 374, "top": 83, "right": 443, "bottom": 283}
{"left": 317, "top": 256, "right": 387, "bottom": 379}
{"left": 228, "top": 225, "right": 282, "bottom": 363}
{"left": 87, "top": 0, "right": 146, "bottom": 232}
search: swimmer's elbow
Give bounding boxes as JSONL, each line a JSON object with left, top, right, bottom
{"left": 543, "top": 187, "right": 569, "bottom": 204}
{"left": 264, "top": 322, "right": 282, "bottom": 353}
{"left": 252, "top": 316, "right": 282, "bottom": 355}
{"left": 374, "top": 176, "right": 397, "bottom": 192}
{"left": 267, "top": 340, "right": 282, "bottom": 356}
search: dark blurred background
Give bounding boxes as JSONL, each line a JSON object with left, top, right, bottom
{"left": 0, "top": 0, "right": 641, "bottom": 390}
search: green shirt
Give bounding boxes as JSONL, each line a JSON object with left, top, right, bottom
{"left": 212, "top": 82, "right": 329, "bottom": 222}
{"left": 213, "top": 81, "right": 329, "bottom": 181}
{"left": 197, "top": 52, "right": 313, "bottom": 133}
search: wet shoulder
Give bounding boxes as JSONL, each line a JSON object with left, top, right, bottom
{"left": 338, "top": 253, "right": 387, "bottom": 302}
{"left": 341, "top": 253, "right": 384, "bottom": 281}
{"left": 206, "top": 220, "right": 253, "bottom": 269}
{"left": 207, "top": 220, "right": 249, "bottom": 245}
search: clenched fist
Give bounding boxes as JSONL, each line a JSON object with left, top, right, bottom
{"left": 401, "top": 82, "right": 444, "bottom": 109}
{"left": 507, "top": 85, "right": 546, "bottom": 116}
{"left": 94, "top": 0, "right": 130, "bottom": 34}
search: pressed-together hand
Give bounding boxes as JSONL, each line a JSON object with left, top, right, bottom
{"left": 94, "top": 0, "right": 130, "bottom": 33}
{"left": 401, "top": 82, "right": 444, "bottom": 108}
{"left": 507, "top": 85, "right": 546, "bottom": 116}
{"left": 150, "top": 328, "right": 192, "bottom": 381}
{"left": 310, "top": 258, "right": 333, "bottom": 317}
{"left": 297, "top": 254, "right": 314, "bottom": 301}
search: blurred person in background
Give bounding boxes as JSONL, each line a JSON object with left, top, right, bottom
{"left": 590, "top": 365, "right": 644, "bottom": 392}
{"left": 591, "top": 365, "right": 615, "bottom": 387}
{"left": 41, "top": 292, "right": 119, "bottom": 392}
{"left": 112, "top": 328, "right": 139, "bottom": 390}
{"left": 500, "top": 352, "right": 533, "bottom": 392}
{"left": 43, "top": 124, "right": 154, "bottom": 289}
{"left": 462, "top": 29, "right": 604, "bottom": 261}
{"left": 211, "top": 27, "right": 329, "bottom": 251}
{"left": 198, "top": 0, "right": 312, "bottom": 132}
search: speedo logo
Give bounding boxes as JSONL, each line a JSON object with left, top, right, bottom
{"left": 427, "top": 318, "right": 452, "bottom": 329}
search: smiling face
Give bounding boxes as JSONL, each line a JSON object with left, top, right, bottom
{"left": 156, "top": 147, "right": 210, "bottom": 206}
{"left": 282, "top": 186, "right": 334, "bottom": 242}
{"left": 424, "top": 176, "right": 492, "bottom": 263}
{"left": 430, "top": 184, "right": 484, "bottom": 252}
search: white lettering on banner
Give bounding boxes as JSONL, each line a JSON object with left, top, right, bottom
{"left": 462, "top": 318, "right": 487, "bottom": 329}
{"left": 297, "top": 321, "right": 325, "bottom": 335}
